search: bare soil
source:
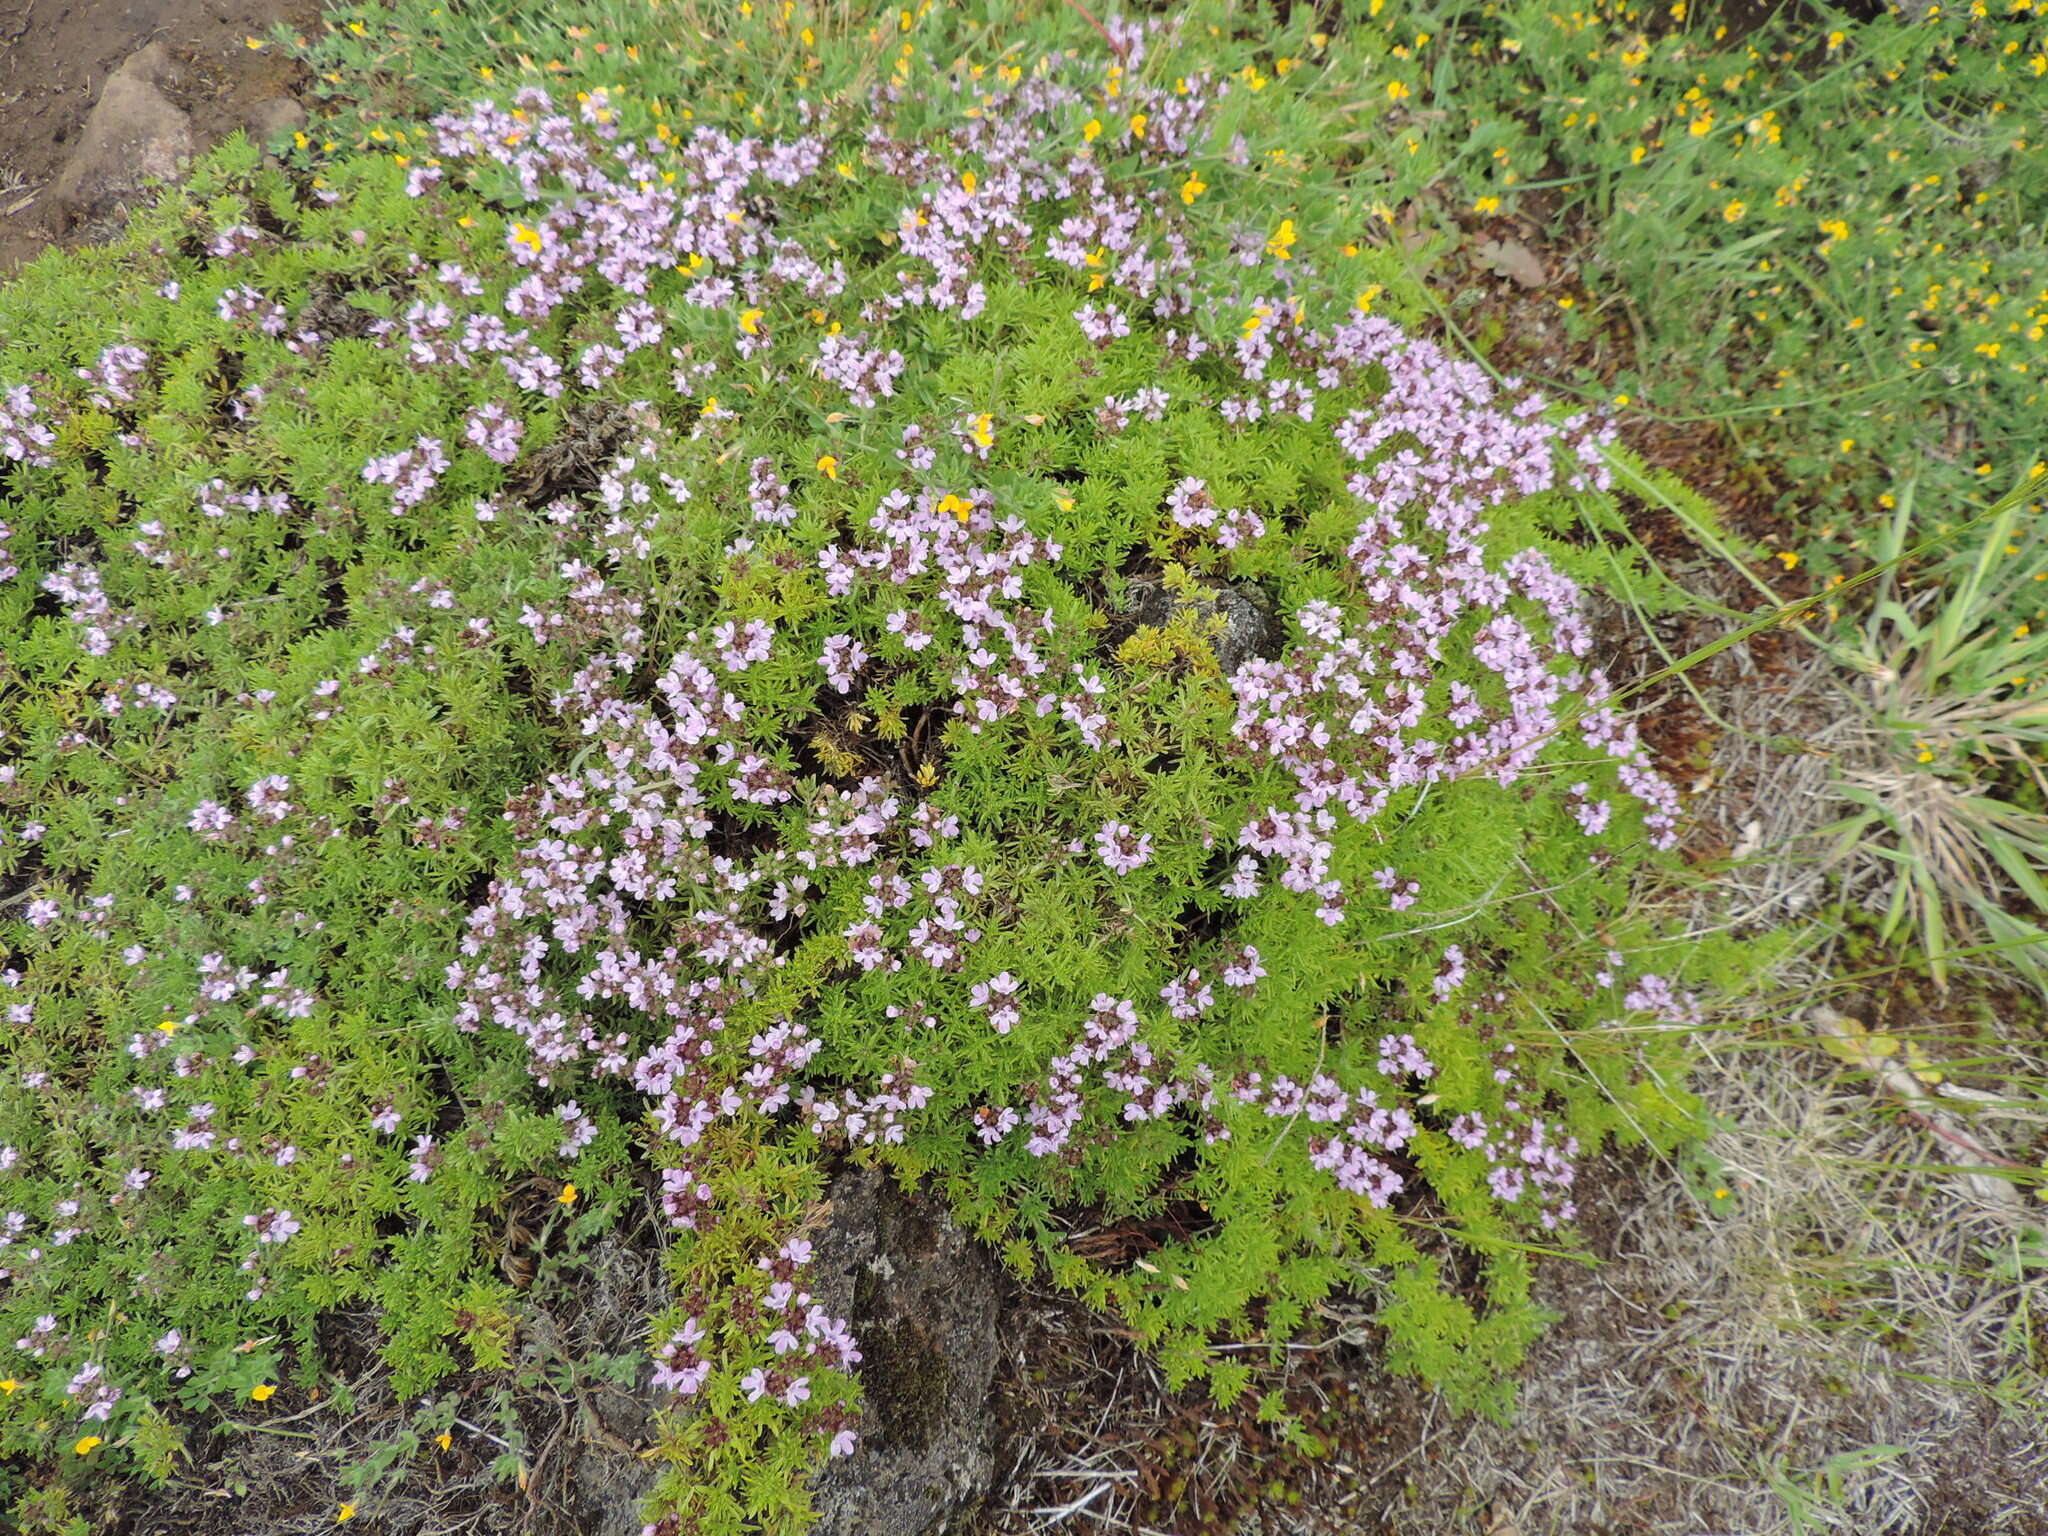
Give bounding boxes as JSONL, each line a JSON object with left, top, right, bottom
{"left": 0, "top": 0, "right": 320, "bottom": 275}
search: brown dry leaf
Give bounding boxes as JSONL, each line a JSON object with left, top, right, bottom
{"left": 1474, "top": 236, "right": 1547, "bottom": 289}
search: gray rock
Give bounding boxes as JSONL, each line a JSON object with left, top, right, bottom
{"left": 245, "top": 95, "right": 308, "bottom": 147}
{"left": 49, "top": 42, "right": 196, "bottom": 235}
{"left": 806, "top": 1165, "right": 1001, "bottom": 1536}
{"left": 574, "top": 1167, "right": 1001, "bottom": 1536}
{"left": 1121, "top": 571, "right": 1276, "bottom": 675}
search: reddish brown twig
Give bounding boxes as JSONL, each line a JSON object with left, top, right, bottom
{"left": 1896, "top": 1105, "right": 2034, "bottom": 1172}
{"left": 1061, "top": 0, "right": 1125, "bottom": 59}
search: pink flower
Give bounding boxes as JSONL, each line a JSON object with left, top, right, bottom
{"left": 819, "top": 634, "right": 868, "bottom": 692}
{"left": 1093, "top": 821, "right": 1152, "bottom": 875}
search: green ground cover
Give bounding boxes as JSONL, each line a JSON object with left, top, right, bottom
{"left": 0, "top": 0, "right": 2041, "bottom": 1531}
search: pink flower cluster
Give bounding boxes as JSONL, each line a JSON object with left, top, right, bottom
{"left": 361, "top": 435, "right": 450, "bottom": 513}
{"left": 0, "top": 382, "right": 57, "bottom": 469}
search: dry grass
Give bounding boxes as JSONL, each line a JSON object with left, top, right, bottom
{"left": 1367, "top": 1023, "right": 2048, "bottom": 1536}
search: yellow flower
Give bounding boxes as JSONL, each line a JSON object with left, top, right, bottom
{"left": 75, "top": 1436, "right": 104, "bottom": 1455}
{"left": 737, "top": 308, "right": 764, "bottom": 335}
{"left": 1180, "top": 172, "right": 1207, "bottom": 205}
{"left": 936, "top": 493, "right": 972, "bottom": 521}
{"left": 1266, "top": 219, "right": 1298, "bottom": 260}
{"left": 251, "top": 1383, "right": 276, "bottom": 1402}
{"left": 815, "top": 455, "right": 838, "bottom": 481}
{"left": 1082, "top": 118, "right": 1102, "bottom": 142}
{"left": 1473, "top": 195, "right": 1501, "bottom": 214}
{"left": 1827, "top": 29, "right": 1846, "bottom": 49}
{"left": 699, "top": 397, "right": 720, "bottom": 417}
{"left": 1355, "top": 285, "right": 1383, "bottom": 313}
{"left": 1128, "top": 112, "right": 1148, "bottom": 139}
{"left": 1723, "top": 199, "right": 1747, "bottom": 223}
{"left": 437, "top": 1431, "right": 454, "bottom": 1451}
{"left": 1776, "top": 551, "right": 1799, "bottom": 570}
{"left": 558, "top": 1183, "right": 579, "bottom": 1205}
{"left": 0, "top": 1380, "right": 15, "bottom": 1393}
{"left": 969, "top": 414, "right": 994, "bottom": 449}
{"left": 1386, "top": 79, "right": 1411, "bottom": 101}
{"left": 245, "top": 35, "right": 266, "bottom": 49}
{"left": 158, "top": 1019, "right": 178, "bottom": 1034}
{"left": 338, "top": 1505, "right": 357, "bottom": 1524}
{"left": 509, "top": 221, "right": 543, "bottom": 254}
{"left": 1690, "top": 113, "right": 1715, "bottom": 138}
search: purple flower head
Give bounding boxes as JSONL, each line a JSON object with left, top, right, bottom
{"left": 1094, "top": 820, "right": 1152, "bottom": 875}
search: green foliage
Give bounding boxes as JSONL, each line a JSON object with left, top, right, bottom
{"left": 1345, "top": 0, "right": 2046, "bottom": 557}
{"left": 0, "top": 135, "right": 629, "bottom": 1497}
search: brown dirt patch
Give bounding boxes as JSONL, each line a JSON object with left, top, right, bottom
{"left": 0, "top": 0, "right": 321, "bottom": 275}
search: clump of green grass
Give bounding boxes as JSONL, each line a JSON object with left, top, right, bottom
{"left": 1335, "top": 0, "right": 2044, "bottom": 658}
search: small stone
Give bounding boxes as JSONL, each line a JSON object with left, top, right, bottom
{"left": 48, "top": 43, "right": 196, "bottom": 234}
{"left": 1121, "top": 572, "right": 1276, "bottom": 676}
{"left": 245, "top": 96, "right": 308, "bottom": 146}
